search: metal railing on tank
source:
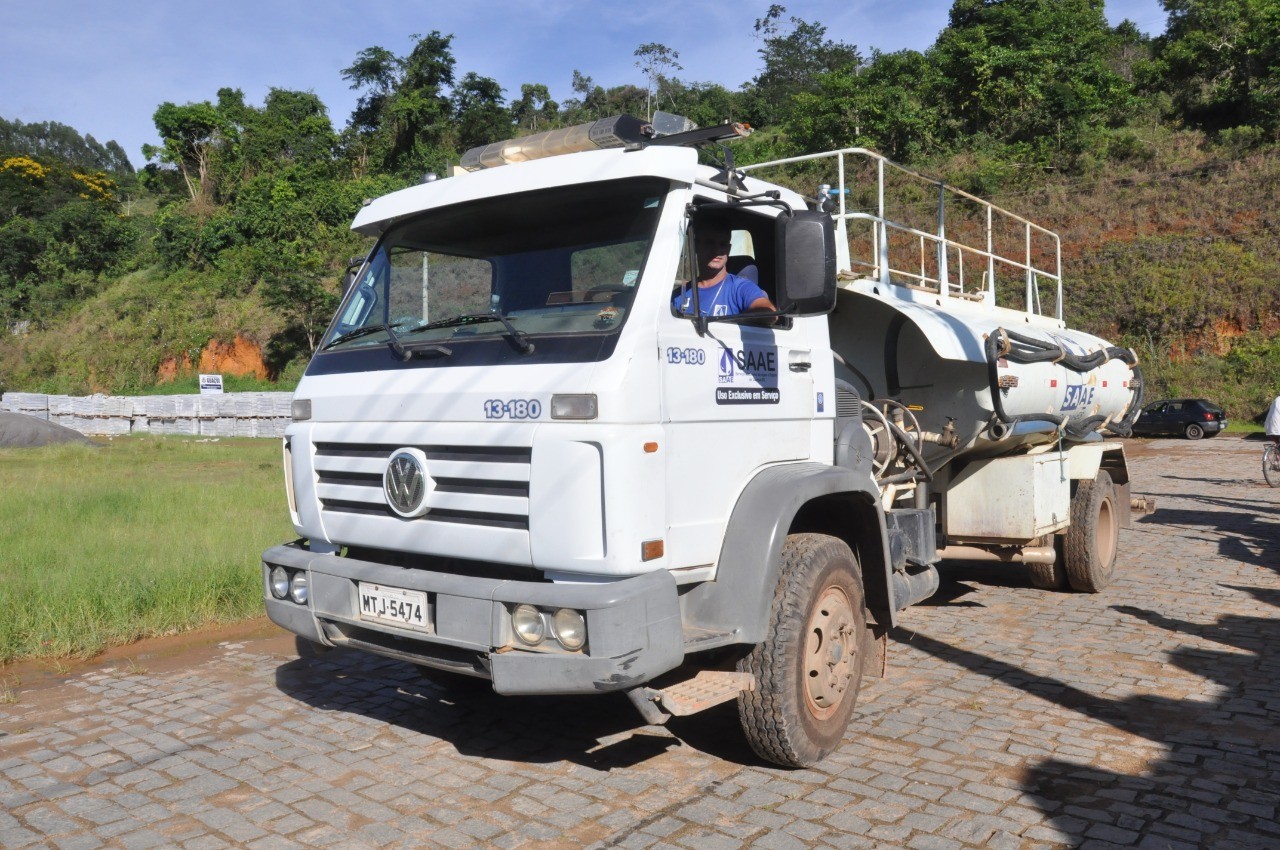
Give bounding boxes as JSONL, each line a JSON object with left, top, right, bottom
{"left": 740, "top": 148, "right": 1063, "bottom": 322}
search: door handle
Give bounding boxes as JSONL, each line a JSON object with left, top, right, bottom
{"left": 789, "top": 361, "right": 811, "bottom": 372}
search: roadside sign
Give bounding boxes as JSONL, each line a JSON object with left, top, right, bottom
{"left": 199, "top": 374, "right": 224, "bottom": 395}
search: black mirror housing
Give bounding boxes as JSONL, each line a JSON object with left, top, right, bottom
{"left": 775, "top": 211, "right": 837, "bottom": 316}
{"left": 340, "top": 256, "right": 365, "bottom": 298}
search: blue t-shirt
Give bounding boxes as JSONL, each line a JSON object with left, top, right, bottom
{"left": 672, "top": 273, "right": 768, "bottom": 317}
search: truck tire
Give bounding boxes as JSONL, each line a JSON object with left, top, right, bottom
{"left": 1027, "top": 537, "right": 1068, "bottom": 590}
{"left": 737, "top": 533, "right": 870, "bottom": 768}
{"left": 1063, "top": 470, "right": 1119, "bottom": 592}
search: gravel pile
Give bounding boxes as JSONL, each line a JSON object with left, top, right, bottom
{"left": 0, "top": 411, "right": 98, "bottom": 447}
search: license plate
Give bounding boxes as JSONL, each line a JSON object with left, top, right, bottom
{"left": 358, "top": 583, "right": 429, "bottom": 632}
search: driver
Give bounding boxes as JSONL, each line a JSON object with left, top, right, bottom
{"left": 672, "top": 216, "right": 776, "bottom": 317}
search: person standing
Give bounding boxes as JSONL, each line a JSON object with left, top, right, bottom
{"left": 1267, "top": 393, "right": 1280, "bottom": 445}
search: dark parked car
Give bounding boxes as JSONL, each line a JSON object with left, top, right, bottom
{"left": 1131, "top": 398, "right": 1228, "bottom": 439}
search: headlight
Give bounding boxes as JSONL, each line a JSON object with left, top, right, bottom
{"left": 552, "top": 608, "right": 586, "bottom": 650}
{"left": 289, "top": 572, "right": 309, "bottom": 605}
{"left": 512, "top": 604, "right": 546, "bottom": 645}
{"left": 550, "top": 394, "right": 598, "bottom": 420}
{"left": 270, "top": 567, "right": 290, "bottom": 599}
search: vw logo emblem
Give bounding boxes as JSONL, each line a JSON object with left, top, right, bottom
{"left": 383, "top": 449, "right": 433, "bottom": 517}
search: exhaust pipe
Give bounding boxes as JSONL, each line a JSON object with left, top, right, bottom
{"left": 936, "top": 544, "right": 1057, "bottom": 565}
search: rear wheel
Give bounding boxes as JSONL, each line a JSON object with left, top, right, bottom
{"left": 738, "top": 534, "right": 871, "bottom": 768}
{"left": 1064, "top": 470, "right": 1119, "bottom": 592}
{"left": 1028, "top": 537, "right": 1068, "bottom": 590}
{"left": 1184, "top": 422, "right": 1205, "bottom": 440}
{"left": 1264, "top": 444, "right": 1280, "bottom": 488}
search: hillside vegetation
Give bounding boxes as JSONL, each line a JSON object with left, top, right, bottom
{"left": 2, "top": 1, "right": 1278, "bottom": 421}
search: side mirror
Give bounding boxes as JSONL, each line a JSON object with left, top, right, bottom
{"left": 340, "top": 256, "right": 365, "bottom": 298}
{"left": 775, "top": 211, "right": 836, "bottom": 316}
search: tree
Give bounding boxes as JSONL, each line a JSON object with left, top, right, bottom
{"left": 634, "top": 43, "right": 683, "bottom": 120}
{"left": 340, "top": 32, "right": 458, "bottom": 176}
{"left": 342, "top": 46, "right": 399, "bottom": 135}
{"left": 747, "top": 6, "right": 862, "bottom": 126}
{"left": 787, "top": 50, "right": 943, "bottom": 162}
{"left": 0, "top": 117, "right": 135, "bottom": 175}
{"left": 562, "top": 70, "right": 610, "bottom": 122}
{"left": 144, "top": 101, "right": 228, "bottom": 202}
{"left": 452, "top": 73, "right": 511, "bottom": 149}
{"left": 1153, "top": 0, "right": 1280, "bottom": 132}
{"left": 659, "top": 81, "right": 743, "bottom": 128}
{"left": 511, "top": 83, "right": 558, "bottom": 132}
{"left": 243, "top": 89, "right": 337, "bottom": 170}
{"left": 930, "top": 0, "right": 1135, "bottom": 156}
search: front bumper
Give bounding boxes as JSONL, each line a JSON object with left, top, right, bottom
{"left": 263, "top": 543, "right": 684, "bottom": 695}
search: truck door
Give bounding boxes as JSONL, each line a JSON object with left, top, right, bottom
{"left": 657, "top": 210, "right": 817, "bottom": 571}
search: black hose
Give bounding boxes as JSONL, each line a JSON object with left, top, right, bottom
{"left": 986, "top": 328, "right": 1142, "bottom": 440}
{"left": 985, "top": 331, "right": 1069, "bottom": 432}
{"left": 884, "top": 417, "right": 934, "bottom": 483}
{"left": 1103, "top": 363, "right": 1145, "bottom": 437}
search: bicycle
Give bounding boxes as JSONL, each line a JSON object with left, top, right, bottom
{"left": 1264, "top": 439, "right": 1280, "bottom": 488}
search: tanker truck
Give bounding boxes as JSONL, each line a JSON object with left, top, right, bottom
{"left": 262, "top": 114, "right": 1142, "bottom": 768}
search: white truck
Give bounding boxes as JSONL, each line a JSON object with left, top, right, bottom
{"left": 263, "top": 115, "right": 1142, "bottom": 767}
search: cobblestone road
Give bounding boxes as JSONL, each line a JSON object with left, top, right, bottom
{"left": 3, "top": 436, "right": 1278, "bottom": 849}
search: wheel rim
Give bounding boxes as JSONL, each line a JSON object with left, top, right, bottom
{"left": 1097, "top": 494, "right": 1117, "bottom": 567}
{"left": 804, "top": 584, "right": 858, "bottom": 720}
{"left": 1187, "top": 424, "right": 1203, "bottom": 439}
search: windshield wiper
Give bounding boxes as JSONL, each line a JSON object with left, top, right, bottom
{"left": 384, "top": 321, "right": 452, "bottom": 361}
{"left": 322, "top": 321, "right": 405, "bottom": 351}
{"left": 410, "top": 313, "right": 535, "bottom": 354}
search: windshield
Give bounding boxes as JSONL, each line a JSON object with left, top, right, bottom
{"left": 321, "top": 178, "right": 668, "bottom": 359}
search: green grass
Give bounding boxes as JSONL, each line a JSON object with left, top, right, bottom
{"left": 0, "top": 435, "right": 295, "bottom": 664}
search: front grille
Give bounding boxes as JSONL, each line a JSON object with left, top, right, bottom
{"left": 313, "top": 442, "right": 531, "bottom": 529}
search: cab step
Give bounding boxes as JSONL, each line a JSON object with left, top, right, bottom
{"left": 626, "top": 671, "right": 755, "bottom": 725}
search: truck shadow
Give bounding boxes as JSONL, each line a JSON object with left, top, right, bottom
{"left": 1139, "top": 500, "right": 1280, "bottom": 572}
{"left": 896, "top": 586, "right": 1280, "bottom": 846}
{"left": 272, "top": 650, "right": 762, "bottom": 769}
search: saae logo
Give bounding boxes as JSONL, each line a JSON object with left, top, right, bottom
{"left": 718, "top": 347, "right": 778, "bottom": 384}
{"left": 718, "top": 349, "right": 735, "bottom": 384}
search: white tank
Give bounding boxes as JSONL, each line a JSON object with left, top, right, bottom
{"left": 830, "top": 281, "right": 1141, "bottom": 464}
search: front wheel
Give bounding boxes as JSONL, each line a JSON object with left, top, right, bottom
{"left": 1264, "top": 444, "right": 1280, "bottom": 488}
{"left": 1184, "top": 423, "right": 1205, "bottom": 440}
{"left": 737, "top": 534, "right": 871, "bottom": 768}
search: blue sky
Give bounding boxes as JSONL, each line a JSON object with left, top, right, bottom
{"left": 2, "top": 1, "right": 1169, "bottom": 169}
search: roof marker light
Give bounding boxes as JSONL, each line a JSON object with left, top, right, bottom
{"left": 459, "top": 115, "right": 653, "bottom": 172}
